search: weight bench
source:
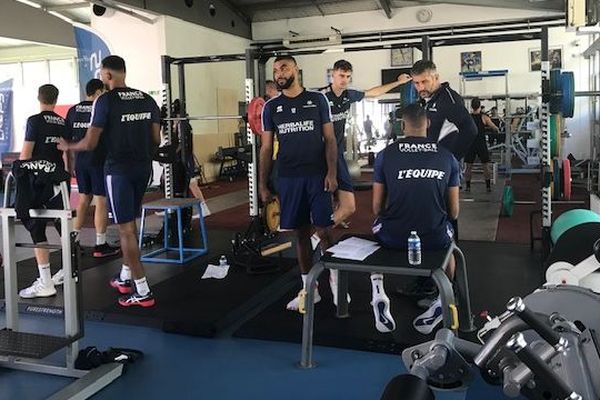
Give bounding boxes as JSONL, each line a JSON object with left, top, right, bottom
{"left": 300, "top": 235, "right": 475, "bottom": 368}
{"left": 139, "top": 198, "right": 208, "bottom": 264}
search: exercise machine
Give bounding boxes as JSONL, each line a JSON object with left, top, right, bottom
{"left": 384, "top": 286, "right": 600, "bottom": 399}
{"left": 0, "top": 166, "right": 122, "bottom": 399}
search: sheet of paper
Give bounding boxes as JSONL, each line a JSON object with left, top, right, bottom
{"left": 338, "top": 237, "right": 379, "bottom": 248}
{"left": 201, "top": 264, "right": 230, "bottom": 279}
{"left": 331, "top": 244, "right": 380, "bottom": 261}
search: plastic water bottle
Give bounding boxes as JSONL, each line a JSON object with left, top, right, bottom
{"left": 219, "top": 255, "right": 228, "bottom": 268}
{"left": 408, "top": 231, "right": 421, "bottom": 266}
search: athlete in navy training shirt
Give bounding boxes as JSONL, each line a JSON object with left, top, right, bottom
{"left": 59, "top": 56, "right": 160, "bottom": 308}
{"left": 318, "top": 59, "right": 412, "bottom": 305}
{"left": 18, "top": 84, "right": 69, "bottom": 299}
{"left": 259, "top": 55, "right": 338, "bottom": 311}
{"left": 371, "top": 104, "right": 460, "bottom": 335}
{"left": 67, "top": 80, "right": 120, "bottom": 255}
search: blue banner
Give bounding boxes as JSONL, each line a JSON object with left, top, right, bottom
{"left": 74, "top": 25, "right": 112, "bottom": 100}
{"left": 0, "top": 79, "right": 13, "bottom": 154}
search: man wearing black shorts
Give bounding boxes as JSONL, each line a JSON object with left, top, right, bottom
{"left": 260, "top": 55, "right": 337, "bottom": 311}
{"left": 465, "top": 97, "right": 499, "bottom": 193}
{"left": 18, "top": 84, "right": 69, "bottom": 298}
{"left": 319, "top": 60, "right": 411, "bottom": 305}
{"left": 59, "top": 55, "right": 160, "bottom": 308}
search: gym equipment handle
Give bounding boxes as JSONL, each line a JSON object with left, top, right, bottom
{"left": 507, "top": 333, "right": 581, "bottom": 400}
{"left": 506, "top": 297, "right": 565, "bottom": 350}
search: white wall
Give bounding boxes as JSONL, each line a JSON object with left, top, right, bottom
{"left": 255, "top": 4, "right": 593, "bottom": 160}
{"left": 91, "top": 12, "right": 166, "bottom": 100}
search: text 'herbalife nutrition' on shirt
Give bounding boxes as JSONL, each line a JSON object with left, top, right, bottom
{"left": 90, "top": 87, "right": 160, "bottom": 174}
{"left": 319, "top": 85, "right": 364, "bottom": 154}
{"left": 373, "top": 136, "right": 460, "bottom": 242}
{"left": 261, "top": 89, "right": 332, "bottom": 177}
{"left": 24, "top": 111, "right": 67, "bottom": 167}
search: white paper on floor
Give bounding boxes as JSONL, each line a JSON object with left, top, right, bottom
{"left": 201, "top": 264, "right": 230, "bottom": 279}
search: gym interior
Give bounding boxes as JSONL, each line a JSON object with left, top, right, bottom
{"left": 0, "top": 0, "right": 599, "bottom": 399}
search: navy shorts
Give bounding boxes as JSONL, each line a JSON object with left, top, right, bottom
{"left": 76, "top": 162, "right": 105, "bottom": 196}
{"left": 105, "top": 168, "right": 150, "bottom": 224}
{"left": 278, "top": 175, "right": 334, "bottom": 230}
{"left": 372, "top": 219, "right": 454, "bottom": 251}
{"left": 336, "top": 156, "right": 354, "bottom": 193}
{"left": 24, "top": 192, "right": 66, "bottom": 244}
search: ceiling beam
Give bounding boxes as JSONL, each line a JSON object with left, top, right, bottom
{"left": 375, "top": 0, "right": 393, "bottom": 18}
{"left": 415, "top": 0, "right": 563, "bottom": 12}
{"left": 45, "top": 2, "right": 89, "bottom": 11}
{"left": 111, "top": 0, "right": 252, "bottom": 38}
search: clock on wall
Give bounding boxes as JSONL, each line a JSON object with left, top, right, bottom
{"left": 391, "top": 48, "right": 414, "bottom": 67}
{"left": 416, "top": 8, "right": 433, "bottom": 23}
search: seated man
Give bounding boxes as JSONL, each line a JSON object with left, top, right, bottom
{"left": 370, "top": 104, "right": 460, "bottom": 334}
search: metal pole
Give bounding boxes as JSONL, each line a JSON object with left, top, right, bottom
{"left": 161, "top": 56, "right": 174, "bottom": 200}
{"left": 421, "top": 36, "right": 431, "bottom": 61}
{"left": 245, "top": 48, "right": 259, "bottom": 218}
{"left": 258, "top": 57, "right": 268, "bottom": 98}
{"left": 540, "top": 26, "right": 552, "bottom": 258}
{"left": 178, "top": 63, "right": 187, "bottom": 115}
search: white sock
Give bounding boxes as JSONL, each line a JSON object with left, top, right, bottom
{"left": 73, "top": 230, "right": 80, "bottom": 243}
{"left": 96, "top": 232, "right": 106, "bottom": 246}
{"left": 300, "top": 274, "right": 318, "bottom": 291}
{"left": 134, "top": 277, "right": 150, "bottom": 296}
{"left": 120, "top": 265, "right": 131, "bottom": 281}
{"left": 370, "top": 273, "right": 385, "bottom": 297}
{"left": 38, "top": 263, "right": 52, "bottom": 286}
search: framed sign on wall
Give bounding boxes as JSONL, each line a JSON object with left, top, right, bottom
{"left": 391, "top": 48, "right": 414, "bottom": 67}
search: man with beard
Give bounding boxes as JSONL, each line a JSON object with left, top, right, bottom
{"left": 411, "top": 60, "right": 476, "bottom": 240}
{"left": 259, "top": 55, "right": 338, "bottom": 311}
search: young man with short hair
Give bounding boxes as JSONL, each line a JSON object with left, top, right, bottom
{"left": 319, "top": 60, "right": 411, "bottom": 304}
{"left": 371, "top": 104, "right": 460, "bottom": 334}
{"left": 59, "top": 55, "right": 160, "bottom": 308}
{"left": 18, "top": 84, "right": 69, "bottom": 298}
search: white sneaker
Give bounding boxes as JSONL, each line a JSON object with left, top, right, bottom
{"left": 371, "top": 293, "right": 396, "bottom": 333}
{"left": 52, "top": 269, "right": 64, "bottom": 286}
{"left": 19, "top": 279, "right": 57, "bottom": 299}
{"left": 286, "top": 289, "right": 321, "bottom": 311}
{"left": 413, "top": 297, "right": 443, "bottom": 335}
{"left": 192, "top": 202, "right": 212, "bottom": 219}
{"left": 329, "top": 270, "right": 351, "bottom": 306}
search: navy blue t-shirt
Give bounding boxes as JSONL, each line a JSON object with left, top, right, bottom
{"left": 422, "top": 82, "right": 477, "bottom": 159}
{"left": 262, "top": 89, "right": 332, "bottom": 177}
{"left": 66, "top": 100, "right": 105, "bottom": 167}
{"left": 24, "top": 111, "right": 67, "bottom": 167}
{"left": 91, "top": 87, "right": 160, "bottom": 174}
{"left": 319, "top": 85, "right": 364, "bottom": 154}
{"left": 373, "top": 137, "right": 460, "bottom": 244}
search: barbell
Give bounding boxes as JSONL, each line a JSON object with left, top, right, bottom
{"left": 162, "top": 96, "right": 266, "bottom": 135}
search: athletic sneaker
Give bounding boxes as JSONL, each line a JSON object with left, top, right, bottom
{"left": 93, "top": 243, "right": 120, "bottom": 258}
{"left": 286, "top": 289, "right": 321, "bottom": 311}
{"left": 413, "top": 297, "right": 443, "bottom": 335}
{"left": 417, "top": 295, "right": 437, "bottom": 310}
{"left": 110, "top": 275, "right": 133, "bottom": 294}
{"left": 372, "top": 293, "right": 396, "bottom": 333}
{"left": 52, "top": 269, "right": 65, "bottom": 286}
{"left": 19, "top": 279, "right": 57, "bottom": 299}
{"left": 118, "top": 291, "right": 156, "bottom": 308}
{"left": 329, "top": 269, "right": 351, "bottom": 306}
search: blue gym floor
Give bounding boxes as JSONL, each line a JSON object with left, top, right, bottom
{"left": 0, "top": 313, "right": 513, "bottom": 400}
